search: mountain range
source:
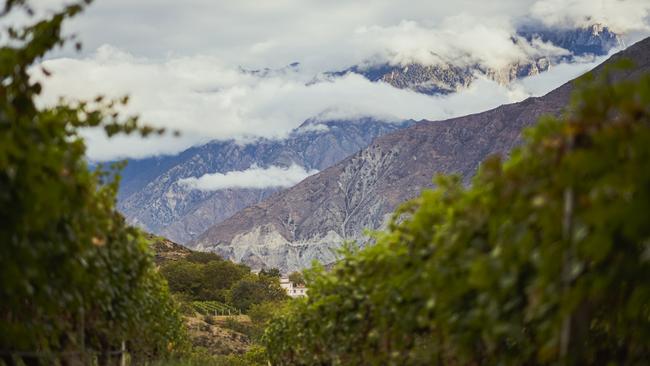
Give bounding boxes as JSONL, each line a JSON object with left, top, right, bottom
{"left": 115, "top": 25, "right": 641, "bottom": 272}
{"left": 118, "top": 119, "right": 411, "bottom": 243}
{"left": 190, "top": 37, "right": 650, "bottom": 272}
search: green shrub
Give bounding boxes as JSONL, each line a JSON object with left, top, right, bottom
{"left": 288, "top": 271, "right": 305, "bottom": 286}
{"left": 160, "top": 255, "right": 249, "bottom": 302}
{"left": 249, "top": 301, "right": 287, "bottom": 326}
{"left": 185, "top": 251, "right": 223, "bottom": 264}
{"left": 223, "top": 318, "right": 255, "bottom": 338}
{"left": 229, "top": 276, "right": 287, "bottom": 312}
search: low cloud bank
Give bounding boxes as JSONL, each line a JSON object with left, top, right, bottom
{"left": 530, "top": 0, "right": 650, "bottom": 33}
{"left": 35, "top": 0, "right": 649, "bottom": 70}
{"left": 351, "top": 16, "right": 568, "bottom": 70}
{"left": 35, "top": 45, "right": 614, "bottom": 161}
{"left": 178, "top": 164, "right": 319, "bottom": 191}
{"left": 31, "top": 0, "right": 650, "bottom": 161}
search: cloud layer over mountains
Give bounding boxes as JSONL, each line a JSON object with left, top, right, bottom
{"left": 43, "top": 0, "right": 649, "bottom": 64}
{"left": 37, "top": 46, "right": 611, "bottom": 160}
{"left": 351, "top": 16, "right": 569, "bottom": 69}
{"left": 30, "top": 0, "right": 650, "bottom": 160}
{"left": 530, "top": 0, "right": 650, "bottom": 33}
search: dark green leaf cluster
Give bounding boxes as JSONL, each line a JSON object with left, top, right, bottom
{"left": 0, "top": 1, "right": 185, "bottom": 363}
{"left": 229, "top": 276, "right": 287, "bottom": 312}
{"left": 264, "top": 66, "right": 650, "bottom": 365}
{"left": 259, "top": 268, "right": 281, "bottom": 279}
{"left": 288, "top": 271, "right": 305, "bottom": 286}
{"left": 160, "top": 256, "right": 249, "bottom": 303}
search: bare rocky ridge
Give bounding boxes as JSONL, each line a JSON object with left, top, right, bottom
{"left": 353, "top": 58, "right": 552, "bottom": 95}
{"left": 191, "top": 37, "right": 650, "bottom": 273}
{"left": 518, "top": 24, "right": 623, "bottom": 57}
{"left": 118, "top": 118, "right": 411, "bottom": 243}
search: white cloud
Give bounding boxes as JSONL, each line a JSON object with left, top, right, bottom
{"left": 513, "top": 53, "right": 612, "bottom": 95}
{"left": 36, "top": 0, "right": 646, "bottom": 73}
{"left": 49, "top": 0, "right": 534, "bottom": 69}
{"left": 351, "top": 16, "right": 569, "bottom": 69}
{"left": 24, "top": 1, "right": 648, "bottom": 161}
{"left": 530, "top": 0, "right": 650, "bottom": 33}
{"left": 178, "top": 164, "right": 318, "bottom": 191}
{"left": 34, "top": 43, "right": 613, "bottom": 161}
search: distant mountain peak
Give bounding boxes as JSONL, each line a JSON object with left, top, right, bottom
{"left": 325, "top": 24, "right": 623, "bottom": 96}
{"left": 517, "top": 23, "right": 623, "bottom": 56}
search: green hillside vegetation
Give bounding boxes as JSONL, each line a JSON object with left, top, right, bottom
{"left": 156, "top": 246, "right": 288, "bottom": 312}
{"left": 146, "top": 236, "right": 289, "bottom": 363}
{"left": 264, "top": 66, "right": 650, "bottom": 365}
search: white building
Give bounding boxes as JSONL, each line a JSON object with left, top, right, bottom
{"left": 280, "top": 277, "right": 307, "bottom": 298}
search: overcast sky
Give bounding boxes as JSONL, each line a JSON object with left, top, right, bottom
{"left": 23, "top": 0, "right": 650, "bottom": 160}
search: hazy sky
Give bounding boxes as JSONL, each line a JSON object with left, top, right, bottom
{"left": 23, "top": 0, "right": 650, "bottom": 160}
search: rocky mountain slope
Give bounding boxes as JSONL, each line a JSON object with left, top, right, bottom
{"left": 118, "top": 118, "right": 411, "bottom": 243}
{"left": 517, "top": 24, "right": 622, "bottom": 56}
{"left": 117, "top": 25, "right": 623, "bottom": 246}
{"left": 334, "top": 24, "right": 622, "bottom": 95}
{"left": 191, "top": 37, "right": 650, "bottom": 273}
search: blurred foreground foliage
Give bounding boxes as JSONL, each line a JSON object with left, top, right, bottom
{"left": 0, "top": 0, "right": 185, "bottom": 364}
{"left": 264, "top": 65, "right": 650, "bottom": 365}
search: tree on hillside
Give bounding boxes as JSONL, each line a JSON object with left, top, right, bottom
{"left": 201, "top": 260, "right": 250, "bottom": 292}
{"left": 288, "top": 271, "right": 305, "bottom": 286}
{"left": 259, "top": 268, "right": 281, "bottom": 278}
{"left": 185, "top": 251, "right": 223, "bottom": 264}
{"left": 160, "top": 261, "right": 204, "bottom": 297}
{"left": 160, "top": 256, "right": 250, "bottom": 302}
{"left": 0, "top": 1, "right": 185, "bottom": 363}
{"left": 230, "top": 276, "right": 288, "bottom": 312}
{"left": 264, "top": 64, "right": 650, "bottom": 365}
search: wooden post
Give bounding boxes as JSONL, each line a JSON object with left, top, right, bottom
{"left": 560, "top": 132, "right": 577, "bottom": 365}
{"left": 80, "top": 305, "right": 86, "bottom": 365}
{"left": 120, "top": 340, "right": 126, "bottom": 366}
{"left": 560, "top": 186, "right": 574, "bottom": 364}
